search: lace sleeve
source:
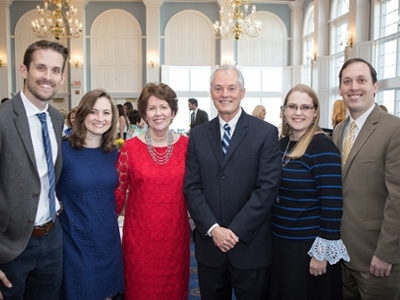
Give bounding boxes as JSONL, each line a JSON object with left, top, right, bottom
{"left": 307, "top": 236, "right": 350, "bottom": 265}
{"left": 115, "top": 146, "right": 130, "bottom": 215}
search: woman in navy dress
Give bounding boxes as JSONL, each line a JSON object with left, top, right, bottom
{"left": 56, "top": 89, "right": 124, "bottom": 300}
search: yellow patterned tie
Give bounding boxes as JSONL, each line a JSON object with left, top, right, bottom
{"left": 342, "top": 121, "right": 356, "bottom": 167}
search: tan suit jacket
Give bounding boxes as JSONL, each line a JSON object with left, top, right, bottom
{"left": 332, "top": 105, "right": 400, "bottom": 271}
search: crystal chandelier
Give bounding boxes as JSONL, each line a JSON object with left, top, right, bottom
{"left": 213, "top": 0, "right": 261, "bottom": 40}
{"left": 31, "top": 0, "right": 82, "bottom": 40}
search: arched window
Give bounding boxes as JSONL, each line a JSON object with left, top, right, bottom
{"left": 303, "top": 3, "right": 314, "bottom": 86}
{"left": 374, "top": 0, "right": 400, "bottom": 115}
{"left": 329, "top": 0, "right": 349, "bottom": 111}
{"left": 330, "top": 0, "right": 349, "bottom": 54}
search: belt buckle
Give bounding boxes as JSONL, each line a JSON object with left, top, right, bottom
{"left": 32, "top": 220, "right": 53, "bottom": 237}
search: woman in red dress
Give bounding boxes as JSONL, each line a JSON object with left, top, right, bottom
{"left": 116, "top": 83, "right": 190, "bottom": 300}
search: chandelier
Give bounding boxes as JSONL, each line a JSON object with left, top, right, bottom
{"left": 213, "top": 0, "right": 261, "bottom": 40}
{"left": 31, "top": 0, "right": 82, "bottom": 40}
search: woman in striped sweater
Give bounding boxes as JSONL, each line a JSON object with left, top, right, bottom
{"left": 269, "top": 84, "right": 349, "bottom": 300}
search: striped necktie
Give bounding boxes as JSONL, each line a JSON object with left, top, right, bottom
{"left": 222, "top": 124, "right": 231, "bottom": 155}
{"left": 37, "top": 113, "right": 57, "bottom": 222}
{"left": 342, "top": 121, "right": 356, "bottom": 167}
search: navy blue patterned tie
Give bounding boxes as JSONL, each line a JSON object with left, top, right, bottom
{"left": 37, "top": 113, "right": 56, "bottom": 222}
{"left": 222, "top": 124, "right": 231, "bottom": 155}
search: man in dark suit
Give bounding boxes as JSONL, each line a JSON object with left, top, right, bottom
{"left": 332, "top": 58, "right": 400, "bottom": 299}
{"left": 0, "top": 40, "right": 68, "bottom": 299}
{"left": 188, "top": 98, "right": 209, "bottom": 129}
{"left": 184, "top": 65, "right": 281, "bottom": 299}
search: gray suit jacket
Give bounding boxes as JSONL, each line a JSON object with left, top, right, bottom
{"left": 0, "top": 93, "right": 63, "bottom": 264}
{"left": 332, "top": 105, "right": 400, "bottom": 271}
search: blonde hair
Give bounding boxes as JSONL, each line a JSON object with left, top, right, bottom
{"left": 282, "top": 84, "right": 323, "bottom": 159}
{"left": 331, "top": 99, "right": 347, "bottom": 128}
{"left": 252, "top": 105, "right": 266, "bottom": 119}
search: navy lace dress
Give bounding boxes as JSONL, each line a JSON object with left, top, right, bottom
{"left": 56, "top": 140, "right": 124, "bottom": 299}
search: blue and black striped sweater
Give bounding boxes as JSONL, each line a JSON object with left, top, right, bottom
{"left": 272, "top": 133, "right": 343, "bottom": 242}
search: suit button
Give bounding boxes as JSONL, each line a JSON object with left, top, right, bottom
{"left": 33, "top": 194, "right": 39, "bottom": 199}
{"left": 221, "top": 176, "right": 226, "bottom": 180}
{"left": 27, "top": 220, "right": 33, "bottom": 224}
{"left": 222, "top": 200, "right": 226, "bottom": 204}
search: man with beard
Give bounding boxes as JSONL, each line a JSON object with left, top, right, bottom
{"left": 0, "top": 40, "right": 68, "bottom": 299}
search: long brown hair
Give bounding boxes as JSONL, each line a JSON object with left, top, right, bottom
{"left": 282, "top": 84, "right": 323, "bottom": 159}
{"left": 69, "top": 89, "right": 118, "bottom": 152}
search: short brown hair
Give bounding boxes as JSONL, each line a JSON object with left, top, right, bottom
{"left": 23, "top": 40, "right": 69, "bottom": 73}
{"left": 339, "top": 58, "right": 377, "bottom": 86}
{"left": 69, "top": 89, "right": 118, "bottom": 152}
{"left": 137, "top": 83, "right": 178, "bottom": 121}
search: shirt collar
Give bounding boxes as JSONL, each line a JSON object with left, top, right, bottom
{"left": 349, "top": 103, "right": 375, "bottom": 129}
{"left": 218, "top": 108, "right": 242, "bottom": 130}
{"left": 20, "top": 90, "right": 49, "bottom": 117}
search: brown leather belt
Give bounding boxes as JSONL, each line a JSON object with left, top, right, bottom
{"left": 31, "top": 220, "right": 55, "bottom": 237}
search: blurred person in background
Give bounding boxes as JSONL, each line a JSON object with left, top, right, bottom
{"left": 252, "top": 104, "right": 266, "bottom": 120}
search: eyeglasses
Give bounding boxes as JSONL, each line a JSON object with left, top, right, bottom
{"left": 285, "top": 104, "right": 315, "bottom": 112}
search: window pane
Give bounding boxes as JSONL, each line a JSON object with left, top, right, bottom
{"left": 190, "top": 67, "right": 212, "bottom": 91}
{"left": 380, "top": 1, "right": 399, "bottom": 38}
{"left": 336, "top": 23, "right": 348, "bottom": 53}
{"left": 304, "top": 38, "right": 314, "bottom": 64}
{"left": 339, "top": 0, "right": 349, "bottom": 16}
{"left": 378, "top": 40, "right": 397, "bottom": 79}
{"left": 377, "top": 89, "right": 395, "bottom": 114}
{"left": 305, "top": 7, "right": 314, "bottom": 35}
{"left": 242, "top": 68, "right": 262, "bottom": 91}
{"left": 262, "top": 68, "right": 282, "bottom": 92}
{"left": 169, "top": 68, "right": 190, "bottom": 91}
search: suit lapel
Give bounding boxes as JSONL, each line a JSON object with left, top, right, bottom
{"left": 207, "top": 118, "right": 224, "bottom": 168}
{"left": 342, "top": 106, "right": 380, "bottom": 176}
{"left": 13, "top": 94, "right": 38, "bottom": 172}
{"left": 335, "top": 117, "right": 348, "bottom": 153}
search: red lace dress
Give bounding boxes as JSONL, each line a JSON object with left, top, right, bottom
{"left": 116, "top": 136, "right": 190, "bottom": 300}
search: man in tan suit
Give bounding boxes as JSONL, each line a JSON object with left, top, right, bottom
{"left": 333, "top": 58, "right": 400, "bottom": 299}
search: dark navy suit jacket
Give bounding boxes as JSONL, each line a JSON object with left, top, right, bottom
{"left": 184, "top": 109, "right": 281, "bottom": 269}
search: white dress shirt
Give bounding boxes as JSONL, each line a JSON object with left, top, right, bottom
{"left": 21, "top": 91, "right": 60, "bottom": 225}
